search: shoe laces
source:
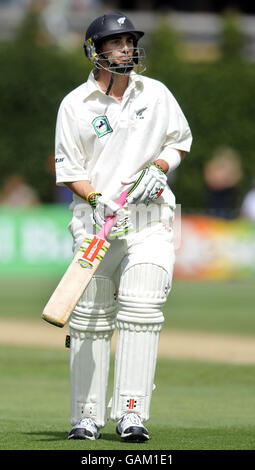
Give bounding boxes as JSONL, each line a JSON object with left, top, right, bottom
{"left": 77, "top": 418, "right": 98, "bottom": 431}
{"left": 121, "top": 413, "right": 143, "bottom": 429}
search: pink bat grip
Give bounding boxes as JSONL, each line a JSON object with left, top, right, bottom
{"left": 97, "top": 190, "right": 128, "bottom": 240}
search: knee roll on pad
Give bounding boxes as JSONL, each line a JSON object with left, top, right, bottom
{"left": 70, "top": 276, "right": 117, "bottom": 332}
{"left": 117, "top": 263, "right": 170, "bottom": 324}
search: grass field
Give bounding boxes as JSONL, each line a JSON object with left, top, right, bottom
{"left": 1, "top": 277, "right": 255, "bottom": 335}
{"left": 1, "top": 346, "right": 255, "bottom": 451}
{"left": 0, "top": 278, "right": 255, "bottom": 451}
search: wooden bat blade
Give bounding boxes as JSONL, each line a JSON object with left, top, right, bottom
{"left": 42, "top": 235, "right": 110, "bottom": 327}
{"left": 42, "top": 190, "right": 128, "bottom": 328}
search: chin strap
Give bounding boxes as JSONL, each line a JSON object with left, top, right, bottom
{"left": 105, "top": 72, "right": 115, "bottom": 96}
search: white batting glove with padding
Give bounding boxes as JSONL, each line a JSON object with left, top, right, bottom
{"left": 122, "top": 164, "right": 167, "bottom": 205}
{"left": 92, "top": 195, "right": 131, "bottom": 239}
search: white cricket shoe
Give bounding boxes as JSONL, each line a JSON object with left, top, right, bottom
{"left": 116, "top": 413, "right": 149, "bottom": 442}
{"left": 68, "top": 418, "right": 101, "bottom": 440}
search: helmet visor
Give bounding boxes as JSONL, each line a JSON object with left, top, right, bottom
{"left": 93, "top": 47, "right": 146, "bottom": 75}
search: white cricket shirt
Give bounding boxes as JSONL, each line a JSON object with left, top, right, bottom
{"left": 55, "top": 70, "right": 192, "bottom": 209}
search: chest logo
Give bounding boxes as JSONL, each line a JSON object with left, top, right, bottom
{"left": 135, "top": 107, "right": 147, "bottom": 119}
{"left": 92, "top": 115, "right": 113, "bottom": 138}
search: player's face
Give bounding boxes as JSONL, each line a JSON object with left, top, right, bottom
{"left": 101, "top": 33, "right": 134, "bottom": 66}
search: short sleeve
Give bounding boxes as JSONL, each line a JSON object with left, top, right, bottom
{"left": 54, "top": 99, "right": 90, "bottom": 186}
{"left": 158, "top": 85, "right": 192, "bottom": 164}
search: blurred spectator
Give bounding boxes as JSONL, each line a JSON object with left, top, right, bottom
{"left": 203, "top": 146, "right": 242, "bottom": 219}
{"left": 42, "top": 0, "right": 69, "bottom": 40}
{"left": 240, "top": 179, "right": 255, "bottom": 222}
{"left": 42, "top": 0, "right": 101, "bottom": 45}
{"left": 0, "top": 174, "right": 40, "bottom": 206}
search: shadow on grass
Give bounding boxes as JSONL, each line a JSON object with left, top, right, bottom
{"left": 23, "top": 431, "right": 119, "bottom": 443}
{"left": 24, "top": 431, "right": 68, "bottom": 442}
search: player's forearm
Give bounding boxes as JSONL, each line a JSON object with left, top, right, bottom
{"left": 64, "top": 180, "right": 96, "bottom": 200}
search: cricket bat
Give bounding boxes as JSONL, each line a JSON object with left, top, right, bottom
{"left": 42, "top": 190, "right": 128, "bottom": 328}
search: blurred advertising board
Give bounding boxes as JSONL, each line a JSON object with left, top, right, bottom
{"left": 0, "top": 205, "right": 72, "bottom": 277}
{"left": 174, "top": 215, "right": 255, "bottom": 279}
{"left": 0, "top": 206, "right": 255, "bottom": 279}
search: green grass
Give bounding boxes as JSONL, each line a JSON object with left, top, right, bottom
{"left": 0, "top": 278, "right": 255, "bottom": 336}
{"left": 167, "top": 279, "right": 255, "bottom": 336}
{"left": 0, "top": 278, "right": 60, "bottom": 320}
{"left": 0, "top": 278, "right": 255, "bottom": 451}
{"left": 0, "top": 345, "right": 255, "bottom": 450}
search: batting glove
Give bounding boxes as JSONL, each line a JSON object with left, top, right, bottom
{"left": 122, "top": 163, "right": 167, "bottom": 205}
{"left": 91, "top": 195, "right": 131, "bottom": 239}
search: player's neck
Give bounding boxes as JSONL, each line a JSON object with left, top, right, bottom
{"left": 96, "top": 71, "right": 129, "bottom": 102}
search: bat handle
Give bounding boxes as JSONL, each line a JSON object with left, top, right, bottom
{"left": 97, "top": 190, "right": 128, "bottom": 240}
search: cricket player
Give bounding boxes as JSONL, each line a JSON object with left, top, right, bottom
{"left": 54, "top": 13, "right": 192, "bottom": 442}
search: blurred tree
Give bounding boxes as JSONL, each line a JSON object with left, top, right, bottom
{"left": 0, "top": 9, "right": 89, "bottom": 202}
{"left": 146, "top": 17, "right": 181, "bottom": 84}
{"left": 219, "top": 9, "right": 245, "bottom": 62}
{"left": 0, "top": 9, "right": 254, "bottom": 213}
{"left": 145, "top": 15, "right": 255, "bottom": 213}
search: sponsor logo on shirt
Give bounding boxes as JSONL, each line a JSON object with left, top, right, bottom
{"left": 55, "top": 156, "right": 65, "bottom": 168}
{"left": 92, "top": 115, "right": 113, "bottom": 138}
{"left": 55, "top": 156, "right": 65, "bottom": 164}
